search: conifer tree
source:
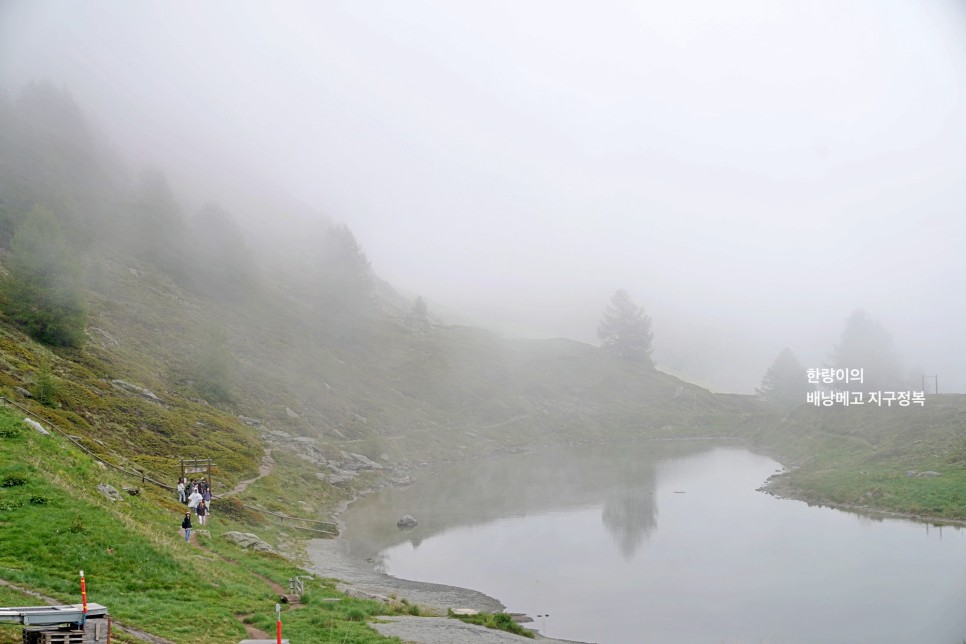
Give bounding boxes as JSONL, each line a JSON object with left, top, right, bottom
{"left": 2, "top": 206, "right": 87, "bottom": 346}
{"left": 829, "top": 309, "right": 904, "bottom": 390}
{"left": 757, "top": 348, "right": 809, "bottom": 408}
{"left": 597, "top": 289, "right": 654, "bottom": 365}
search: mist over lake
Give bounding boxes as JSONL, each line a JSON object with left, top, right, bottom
{"left": 342, "top": 442, "right": 966, "bottom": 643}
{"left": 2, "top": 3, "right": 966, "bottom": 643}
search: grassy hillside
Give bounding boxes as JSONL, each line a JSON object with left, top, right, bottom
{"left": 2, "top": 83, "right": 965, "bottom": 644}
{"left": 0, "top": 406, "right": 412, "bottom": 644}
{"left": 746, "top": 395, "right": 966, "bottom": 521}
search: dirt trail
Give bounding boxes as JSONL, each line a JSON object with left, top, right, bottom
{"left": 222, "top": 448, "right": 275, "bottom": 497}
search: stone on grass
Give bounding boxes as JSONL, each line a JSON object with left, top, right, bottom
{"left": 97, "top": 484, "right": 123, "bottom": 502}
{"left": 24, "top": 418, "right": 49, "bottom": 435}
{"left": 223, "top": 531, "right": 276, "bottom": 553}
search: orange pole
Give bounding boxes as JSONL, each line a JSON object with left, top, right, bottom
{"left": 276, "top": 603, "right": 282, "bottom": 644}
{"left": 80, "top": 569, "right": 88, "bottom": 627}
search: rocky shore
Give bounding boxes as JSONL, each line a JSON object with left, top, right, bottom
{"left": 304, "top": 537, "right": 588, "bottom": 643}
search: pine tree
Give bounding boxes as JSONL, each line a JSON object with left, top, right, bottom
{"left": 33, "top": 355, "right": 59, "bottom": 406}
{"left": 2, "top": 206, "right": 87, "bottom": 346}
{"left": 188, "top": 201, "right": 257, "bottom": 300}
{"left": 314, "top": 223, "right": 373, "bottom": 327}
{"left": 757, "top": 348, "right": 809, "bottom": 408}
{"left": 829, "top": 309, "right": 904, "bottom": 390}
{"left": 597, "top": 290, "right": 654, "bottom": 365}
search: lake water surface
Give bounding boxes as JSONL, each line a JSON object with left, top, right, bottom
{"left": 342, "top": 442, "right": 966, "bottom": 643}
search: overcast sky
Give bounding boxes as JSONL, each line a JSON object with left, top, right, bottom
{"left": 3, "top": 0, "right": 966, "bottom": 392}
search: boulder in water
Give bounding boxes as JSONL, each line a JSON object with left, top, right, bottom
{"left": 397, "top": 514, "right": 418, "bottom": 530}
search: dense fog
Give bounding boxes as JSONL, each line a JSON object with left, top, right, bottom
{"left": 3, "top": 1, "right": 966, "bottom": 392}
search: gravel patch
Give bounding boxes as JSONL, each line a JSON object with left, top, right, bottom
{"left": 305, "top": 537, "right": 504, "bottom": 613}
{"left": 370, "top": 616, "right": 589, "bottom": 644}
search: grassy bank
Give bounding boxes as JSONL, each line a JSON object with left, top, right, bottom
{"left": 0, "top": 407, "right": 407, "bottom": 644}
{"left": 745, "top": 394, "right": 966, "bottom": 522}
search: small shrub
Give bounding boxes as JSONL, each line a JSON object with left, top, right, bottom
{"left": 0, "top": 500, "right": 23, "bottom": 511}
{"left": 1, "top": 474, "right": 27, "bottom": 487}
{"left": 28, "top": 495, "right": 49, "bottom": 505}
{"left": 216, "top": 496, "right": 265, "bottom": 525}
{"left": 449, "top": 610, "right": 535, "bottom": 639}
{"left": 344, "top": 608, "right": 367, "bottom": 622}
{"left": 68, "top": 515, "right": 86, "bottom": 534}
{"left": 0, "top": 426, "right": 21, "bottom": 439}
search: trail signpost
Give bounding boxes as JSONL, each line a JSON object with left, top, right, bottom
{"left": 180, "top": 457, "right": 213, "bottom": 489}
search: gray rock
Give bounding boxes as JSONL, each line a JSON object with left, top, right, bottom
{"left": 97, "top": 484, "right": 123, "bottom": 502}
{"left": 24, "top": 418, "right": 49, "bottom": 435}
{"left": 324, "top": 469, "right": 358, "bottom": 486}
{"left": 223, "top": 531, "right": 276, "bottom": 553}
{"left": 238, "top": 415, "right": 261, "bottom": 427}
{"left": 349, "top": 452, "right": 384, "bottom": 470}
{"left": 285, "top": 407, "right": 299, "bottom": 419}
{"left": 14, "top": 387, "right": 32, "bottom": 398}
{"left": 918, "top": 471, "right": 942, "bottom": 478}
{"left": 397, "top": 514, "right": 418, "bottom": 529}
{"left": 111, "top": 379, "right": 161, "bottom": 402}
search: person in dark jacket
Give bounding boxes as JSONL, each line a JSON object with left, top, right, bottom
{"left": 182, "top": 511, "right": 192, "bottom": 543}
{"left": 197, "top": 500, "right": 208, "bottom": 526}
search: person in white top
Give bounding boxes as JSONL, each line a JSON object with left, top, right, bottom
{"left": 187, "top": 488, "right": 203, "bottom": 510}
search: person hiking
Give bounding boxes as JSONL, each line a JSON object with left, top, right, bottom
{"left": 181, "top": 512, "right": 192, "bottom": 543}
{"left": 187, "top": 487, "right": 203, "bottom": 510}
{"left": 177, "top": 477, "right": 186, "bottom": 503}
{"left": 197, "top": 500, "right": 208, "bottom": 526}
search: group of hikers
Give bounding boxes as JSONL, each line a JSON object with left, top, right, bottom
{"left": 178, "top": 476, "right": 212, "bottom": 542}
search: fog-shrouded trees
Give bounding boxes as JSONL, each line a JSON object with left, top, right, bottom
{"left": 757, "top": 348, "right": 809, "bottom": 408}
{"left": 192, "top": 327, "right": 236, "bottom": 404}
{"left": 0, "top": 82, "right": 116, "bottom": 249}
{"left": 188, "top": 202, "right": 258, "bottom": 301}
{"left": 313, "top": 223, "right": 374, "bottom": 330}
{"left": 126, "top": 169, "right": 189, "bottom": 279}
{"left": 829, "top": 309, "right": 905, "bottom": 390}
{"left": 598, "top": 289, "right": 654, "bottom": 366}
{"left": 1, "top": 206, "right": 87, "bottom": 346}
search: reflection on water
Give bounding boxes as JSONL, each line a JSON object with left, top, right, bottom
{"left": 342, "top": 442, "right": 966, "bottom": 643}
{"left": 601, "top": 484, "right": 657, "bottom": 558}
{"left": 343, "top": 440, "right": 676, "bottom": 563}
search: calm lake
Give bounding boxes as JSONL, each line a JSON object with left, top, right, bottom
{"left": 341, "top": 442, "right": 966, "bottom": 643}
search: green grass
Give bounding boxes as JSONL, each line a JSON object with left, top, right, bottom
{"left": 750, "top": 395, "right": 966, "bottom": 521}
{"left": 448, "top": 609, "right": 535, "bottom": 638}
{"left": 0, "top": 408, "right": 403, "bottom": 643}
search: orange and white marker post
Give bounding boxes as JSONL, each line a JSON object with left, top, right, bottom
{"left": 275, "top": 603, "right": 282, "bottom": 644}
{"left": 80, "top": 570, "right": 88, "bottom": 625}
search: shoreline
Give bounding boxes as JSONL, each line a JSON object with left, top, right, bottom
{"left": 303, "top": 530, "right": 590, "bottom": 643}
{"left": 301, "top": 435, "right": 964, "bottom": 643}
{"left": 304, "top": 481, "right": 591, "bottom": 643}
{"left": 303, "top": 534, "right": 506, "bottom": 614}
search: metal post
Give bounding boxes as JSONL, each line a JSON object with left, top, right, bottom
{"left": 80, "top": 570, "right": 88, "bottom": 626}
{"left": 276, "top": 603, "right": 282, "bottom": 644}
